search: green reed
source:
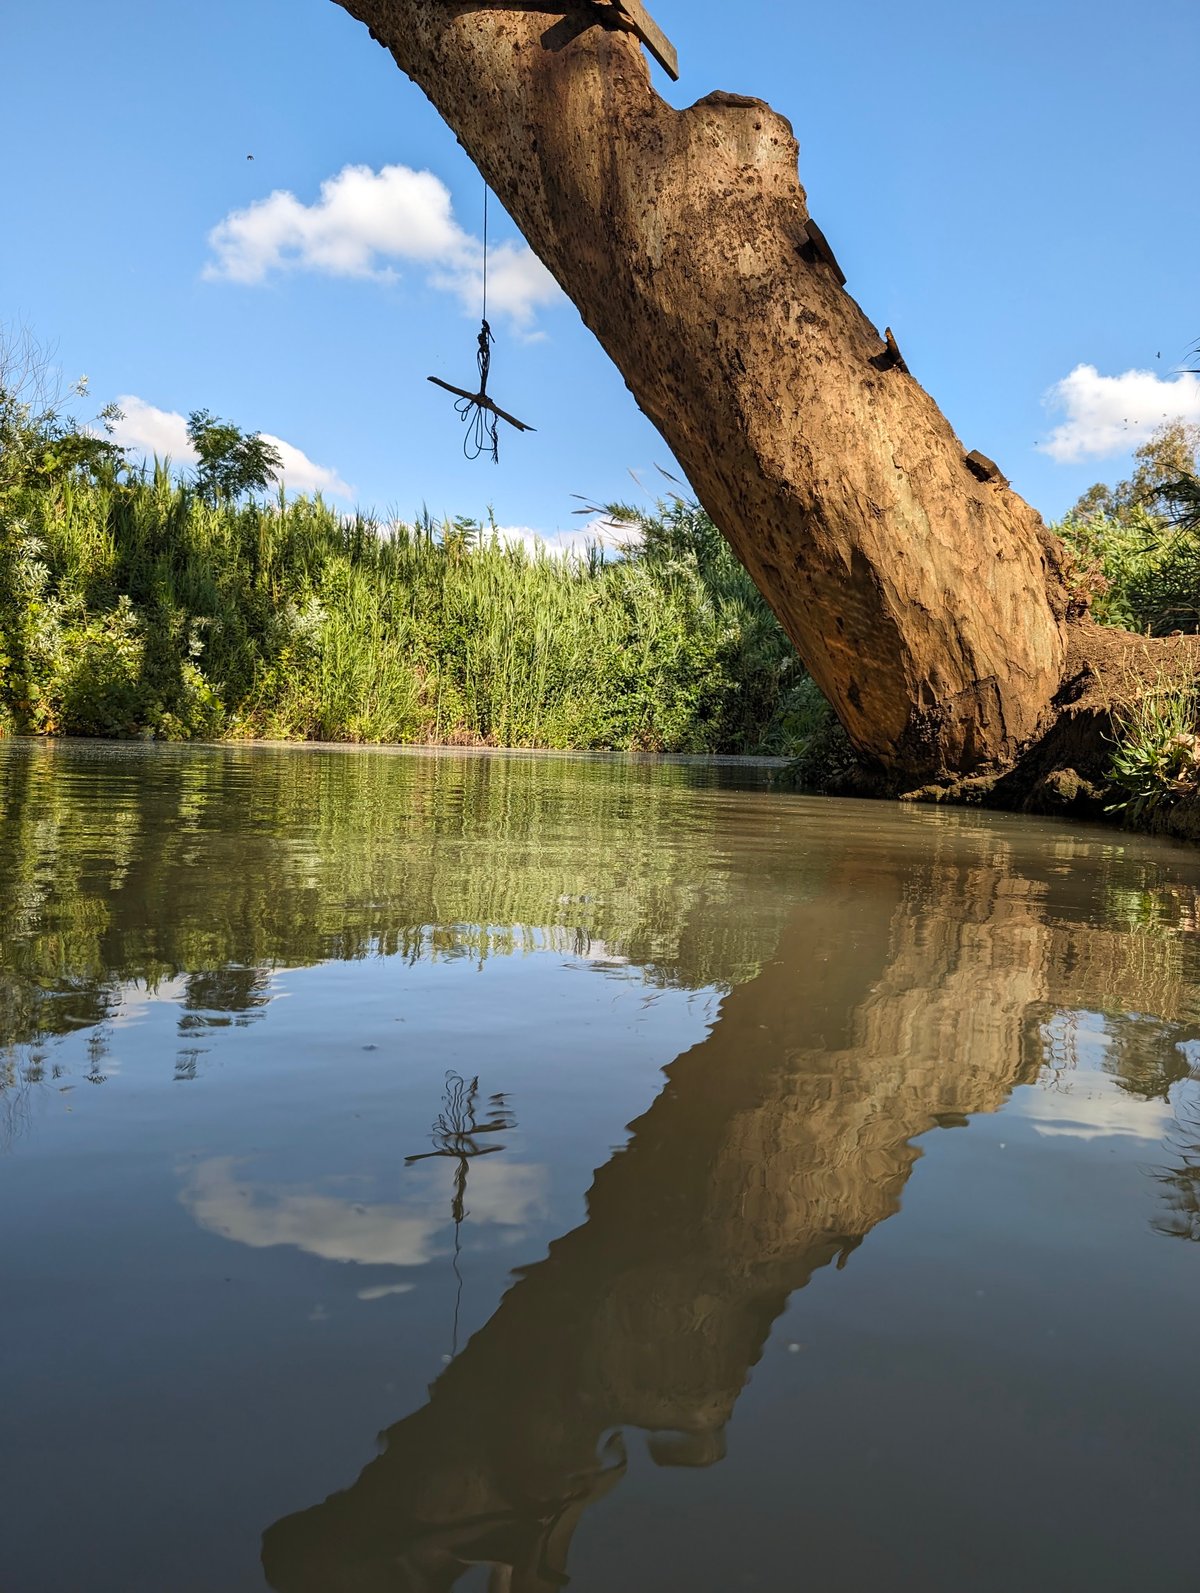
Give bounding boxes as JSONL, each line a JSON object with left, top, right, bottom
{"left": 0, "top": 471, "right": 805, "bottom": 753}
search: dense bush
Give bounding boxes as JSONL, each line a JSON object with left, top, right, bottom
{"left": 1057, "top": 509, "right": 1200, "bottom": 634}
{"left": 1056, "top": 422, "right": 1200, "bottom": 819}
{"left": 0, "top": 388, "right": 810, "bottom": 753}
{"left": 1057, "top": 422, "right": 1200, "bottom": 636}
{"left": 1107, "top": 680, "right": 1200, "bottom": 822}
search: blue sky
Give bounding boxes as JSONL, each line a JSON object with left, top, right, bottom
{"left": 3, "top": 0, "right": 1198, "bottom": 542}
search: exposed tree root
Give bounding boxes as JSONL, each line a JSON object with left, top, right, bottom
{"left": 793, "top": 624, "right": 1200, "bottom": 842}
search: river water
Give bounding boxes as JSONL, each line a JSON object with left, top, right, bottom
{"left": 1, "top": 739, "right": 1198, "bottom": 1592}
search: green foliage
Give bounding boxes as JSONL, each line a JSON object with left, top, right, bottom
{"left": 1070, "top": 422, "right": 1200, "bottom": 525}
{"left": 1056, "top": 508, "right": 1200, "bottom": 633}
{"left": 1, "top": 374, "right": 124, "bottom": 504}
{"left": 609, "top": 493, "right": 811, "bottom": 753}
{"left": 0, "top": 395, "right": 814, "bottom": 753}
{"left": 1108, "top": 680, "right": 1200, "bottom": 821}
{"left": 775, "top": 676, "right": 861, "bottom": 790}
{"left": 186, "top": 409, "right": 283, "bottom": 504}
{"left": 1057, "top": 425, "right": 1200, "bottom": 636}
{"left": 1161, "top": 471, "right": 1200, "bottom": 534}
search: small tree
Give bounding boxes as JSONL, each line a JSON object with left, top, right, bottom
{"left": 1071, "top": 422, "right": 1200, "bottom": 525}
{"left": 0, "top": 330, "right": 126, "bottom": 498}
{"left": 1161, "top": 473, "right": 1200, "bottom": 534}
{"left": 186, "top": 409, "right": 282, "bottom": 504}
{"left": 1157, "top": 342, "right": 1200, "bottom": 534}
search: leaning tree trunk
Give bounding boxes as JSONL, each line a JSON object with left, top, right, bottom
{"left": 337, "top": 1, "right": 1079, "bottom": 781}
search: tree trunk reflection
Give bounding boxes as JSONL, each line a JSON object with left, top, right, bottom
{"left": 263, "top": 837, "right": 1197, "bottom": 1592}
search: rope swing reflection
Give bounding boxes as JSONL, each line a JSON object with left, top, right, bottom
{"left": 405, "top": 1072, "right": 515, "bottom": 1359}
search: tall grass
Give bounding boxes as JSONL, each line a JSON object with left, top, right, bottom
{"left": 1057, "top": 509, "right": 1200, "bottom": 634}
{"left": 1107, "top": 674, "right": 1200, "bottom": 821}
{"left": 0, "top": 470, "right": 808, "bottom": 753}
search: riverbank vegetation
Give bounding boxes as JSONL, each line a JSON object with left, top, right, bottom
{"left": 1057, "top": 424, "right": 1200, "bottom": 636}
{"left": 0, "top": 377, "right": 810, "bottom": 753}
{"left": 1055, "top": 424, "right": 1200, "bottom": 823}
{"left": 3, "top": 352, "right": 1200, "bottom": 821}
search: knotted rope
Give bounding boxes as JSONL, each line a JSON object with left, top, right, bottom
{"left": 427, "top": 184, "right": 534, "bottom": 462}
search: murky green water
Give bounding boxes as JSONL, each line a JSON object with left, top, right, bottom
{"left": 2, "top": 740, "right": 1199, "bottom": 1593}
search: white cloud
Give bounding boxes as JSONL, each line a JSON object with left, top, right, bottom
{"left": 261, "top": 432, "right": 352, "bottom": 498}
{"left": 1019, "top": 1083, "right": 1173, "bottom": 1143}
{"left": 357, "top": 1283, "right": 415, "bottom": 1302}
{"left": 108, "top": 394, "right": 353, "bottom": 499}
{"left": 181, "top": 1157, "right": 447, "bottom": 1267}
{"left": 180, "top": 1156, "right": 547, "bottom": 1269}
{"left": 492, "top": 515, "right": 643, "bottom": 561}
{"left": 110, "top": 394, "right": 196, "bottom": 463}
{"left": 1040, "top": 363, "right": 1200, "bottom": 463}
{"left": 204, "top": 162, "right": 562, "bottom": 329}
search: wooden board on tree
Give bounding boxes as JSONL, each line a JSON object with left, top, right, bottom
{"left": 609, "top": 0, "right": 679, "bottom": 80}
{"left": 430, "top": 3, "right": 679, "bottom": 82}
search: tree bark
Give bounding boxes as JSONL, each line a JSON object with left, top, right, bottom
{"left": 336, "top": 1, "right": 1074, "bottom": 780}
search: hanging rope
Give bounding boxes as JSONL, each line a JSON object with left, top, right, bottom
{"left": 428, "top": 179, "right": 535, "bottom": 462}
{"left": 458, "top": 320, "right": 499, "bottom": 462}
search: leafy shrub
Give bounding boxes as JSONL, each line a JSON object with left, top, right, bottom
{"left": 1108, "top": 681, "right": 1200, "bottom": 821}
{"left": 187, "top": 409, "right": 283, "bottom": 504}
{"left": 1058, "top": 423, "right": 1200, "bottom": 636}
{"left": 0, "top": 388, "right": 811, "bottom": 754}
{"left": 1058, "top": 510, "right": 1200, "bottom": 634}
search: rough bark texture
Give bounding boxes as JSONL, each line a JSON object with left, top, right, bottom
{"left": 336, "top": 1, "right": 1076, "bottom": 781}
{"left": 899, "top": 625, "right": 1200, "bottom": 829}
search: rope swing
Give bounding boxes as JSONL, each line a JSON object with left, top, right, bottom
{"left": 427, "top": 183, "right": 535, "bottom": 463}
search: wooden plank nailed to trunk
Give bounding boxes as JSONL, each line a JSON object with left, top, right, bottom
{"left": 610, "top": 0, "right": 680, "bottom": 80}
